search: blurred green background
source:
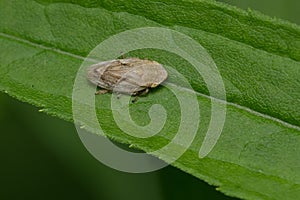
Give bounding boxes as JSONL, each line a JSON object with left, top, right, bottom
{"left": 0, "top": 0, "right": 299, "bottom": 199}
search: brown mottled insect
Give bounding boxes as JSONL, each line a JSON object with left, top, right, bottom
{"left": 87, "top": 58, "right": 168, "bottom": 99}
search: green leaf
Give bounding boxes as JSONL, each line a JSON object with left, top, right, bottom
{"left": 1, "top": 0, "right": 300, "bottom": 199}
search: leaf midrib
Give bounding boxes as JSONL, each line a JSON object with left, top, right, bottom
{"left": 1, "top": 31, "right": 299, "bottom": 132}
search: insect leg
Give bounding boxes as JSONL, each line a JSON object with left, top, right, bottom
{"left": 131, "top": 88, "right": 149, "bottom": 103}
{"left": 132, "top": 96, "right": 139, "bottom": 103}
{"left": 95, "top": 89, "right": 109, "bottom": 95}
{"left": 116, "top": 93, "right": 122, "bottom": 99}
{"left": 139, "top": 88, "right": 149, "bottom": 96}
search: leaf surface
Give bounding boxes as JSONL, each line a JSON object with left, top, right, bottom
{"left": 1, "top": 0, "right": 300, "bottom": 199}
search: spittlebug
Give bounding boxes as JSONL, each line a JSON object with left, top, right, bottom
{"left": 86, "top": 58, "right": 168, "bottom": 99}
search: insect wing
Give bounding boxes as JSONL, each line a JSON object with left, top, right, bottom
{"left": 110, "top": 64, "right": 146, "bottom": 94}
